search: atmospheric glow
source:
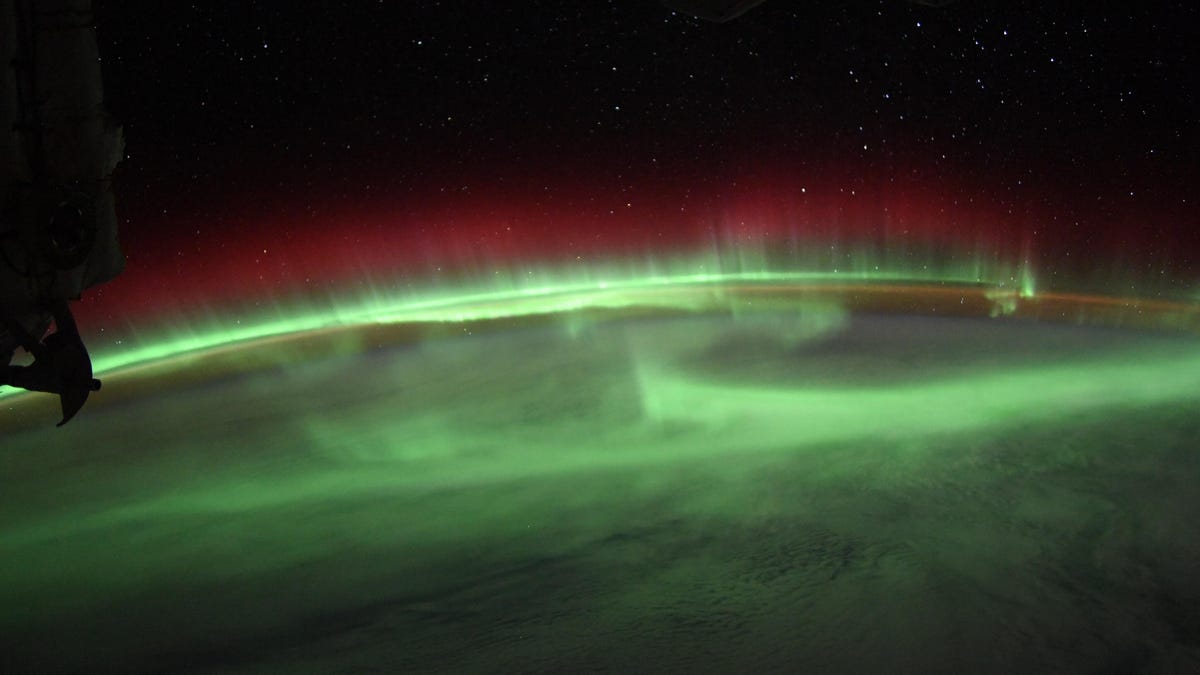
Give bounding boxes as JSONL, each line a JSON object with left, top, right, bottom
{"left": 5, "top": 243, "right": 1199, "bottom": 407}
{"left": 86, "top": 244, "right": 1040, "bottom": 370}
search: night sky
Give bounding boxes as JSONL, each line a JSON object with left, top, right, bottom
{"left": 83, "top": 1, "right": 1199, "bottom": 338}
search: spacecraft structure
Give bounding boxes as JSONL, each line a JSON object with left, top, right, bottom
{"left": 0, "top": 0, "right": 123, "bottom": 423}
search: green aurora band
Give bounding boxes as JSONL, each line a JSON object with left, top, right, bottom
{"left": 5, "top": 240, "right": 1200, "bottom": 406}
{"left": 7, "top": 320, "right": 1200, "bottom": 532}
{"left": 17, "top": 244, "right": 1034, "bottom": 391}
{"left": 5, "top": 306, "right": 1200, "bottom": 542}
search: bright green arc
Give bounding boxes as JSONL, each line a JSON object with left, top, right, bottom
{"left": 91, "top": 272, "right": 996, "bottom": 370}
{"left": 0, "top": 244, "right": 1045, "bottom": 403}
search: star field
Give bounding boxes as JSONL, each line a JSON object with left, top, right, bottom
{"left": 81, "top": 1, "right": 1199, "bottom": 337}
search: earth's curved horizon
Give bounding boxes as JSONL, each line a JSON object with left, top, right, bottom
{"left": 7, "top": 278, "right": 1200, "bottom": 422}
